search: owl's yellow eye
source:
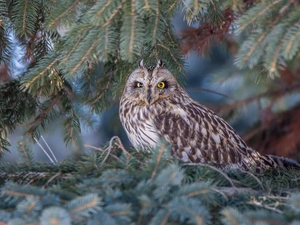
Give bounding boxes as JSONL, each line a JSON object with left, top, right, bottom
{"left": 157, "top": 81, "right": 166, "bottom": 89}
{"left": 135, "top": 82, "right": 143, "bottom": 88}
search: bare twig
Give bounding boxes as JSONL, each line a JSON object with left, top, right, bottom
{"left": 113, "top": 136, "right": 131, "bottom": 167}
{"left": 217, "top": 82, "right": 300, "bottom": 114}
{"left": 84, "top": 144, "right": 104, "bottom": 152}
{"left": 84, "top": 143, "right": 123, "bottom": 163}
{"left": 101, "top": 136, "right": 117, "bottom": 165}
{"left": 34, "top": 137, "right": 56, "bottom": 165}
{"left": 187, "top": 87, "right": 234, "bottom": 100}
{"left": 41, "top": 135, "right": 58, "bottom": 163}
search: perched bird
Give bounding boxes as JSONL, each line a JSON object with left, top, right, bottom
{"left": 119, "top": 60, "right": 300, "bottom": 172}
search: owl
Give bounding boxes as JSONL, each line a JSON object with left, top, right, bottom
{"left": 119, "top": 60, "right": 300, "bottom": 172}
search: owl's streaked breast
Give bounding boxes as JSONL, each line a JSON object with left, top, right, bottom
{"left": 120, "top": 103, "right": 160, "bottom": 150}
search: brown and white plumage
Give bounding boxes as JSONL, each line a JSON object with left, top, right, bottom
{"left": 119, "top": 60, "right": 300, "bottom": 172}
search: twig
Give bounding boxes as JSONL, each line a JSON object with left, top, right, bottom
{"left": 216, "top": 187, "right": 258, "bottom": 197}
{"left": 23, "top": 97, "right": 59, "bottom": 127}
{"left": 90, "top": 72, "right": 114, "bottom": 106}
{"left": 84, "top": 144, "right": 104, "bottom": 152}
{"left": 101, "top": 136, "right": 118, "bottom": 165}
{"left": 18, "top": 141, "right": 32, "bottom": 169}
{"left": 217, "top": 82, "right": 300, "bottom": 114}
{"left": 84, "top": 143, "right": 123, "bottom": 163}
{"left": 34, "top": 137, "right": 56, "bottom": 165}
{"left": 43, "top": 172, "right": 63, "bottom": 188}
{"left": 113, "top": 136, "right": 132, "bottom": 167}
{"left": 151, "top": 144, "right": 167, "bottom": 181}
{"left": 41, "top": 135, "right": 58, "bottom": 163}
{"left": 187, "top": 87, "right": 234, "bottom": 100}
{"left": 211, "top": 187, "right": 228, "bottom": 201}
{"left": 248, "top": 198, "right": 283, "bottom": 214}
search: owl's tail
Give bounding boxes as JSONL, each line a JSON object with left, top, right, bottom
{"left": 266, "top": 155, "right": 300, "bottom": 170}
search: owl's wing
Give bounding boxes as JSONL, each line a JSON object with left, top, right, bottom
{"left": 153, "top": 100, "right": 269, "bottom": 170}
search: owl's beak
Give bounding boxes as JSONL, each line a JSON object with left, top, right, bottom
{"left": 147, "top": 89, "right": 152, "bottom": 104}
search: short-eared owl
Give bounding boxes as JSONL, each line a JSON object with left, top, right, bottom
{"left": 119, "top": 60, "right": 299, "bottom": 172}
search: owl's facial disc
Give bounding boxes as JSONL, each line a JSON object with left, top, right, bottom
{"left": 125, "top": 60, "right": 178, "bottom": 106}
{"left": 131, "top": 79, "right": 166, "bottom": 105}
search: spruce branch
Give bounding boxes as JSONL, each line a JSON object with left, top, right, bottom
{"left": 61, "top": 32, "right": 85, "bottom": 64}
{"left": 11, "top": 0, "right": 40, "bottom": 37}
{"left": 22, "top": 52, "right": 60, "bottom": 94}
{"left": 282, "top": 20, "right": 300, "bottom": 60}
{"left": 46, "top": 0, "right": 80, "bottom": 29}
{"left": 238, "top": 0, "right": 282, "bottom": 32}
{"left": 235, "top": 0, "right": 300, "bottom": 76}
{"left": 167, "top": 197, "right": 211, "bottom": 225}
{"left": 87, "top": 70, "right": 114, "bottom": 113}
{"left": 18, "top": 141, "right": 35, "bottom": 169}
{"left": 236, "top": 29, "right": 269, "bottom": 69}
{"left": 88, "top": 0, "right": 123, "bottom": 26}
{"left": 183, "top": 163, "right": 236, "bottom": 187}
{"left": 16, "top": 196, "right": 42, "bottom": 216}
{"left": 40, "top": 207, "right": 71, "bottom": 225}
{"left": 164, "top": 0, "right": 178, "bottom": 16}
{"left": 68, "top": 32, "right": 100, "bottom": 75}
{"left": 95, "top": 25, "right": 118, "bottom": 61}
{"left": 1, "top": 142, "right": 300, "bottom": 223}
{"left": 0, "top": 80, "right": 37, "bottom": 153}
{"left": 148, "top": 209, "right": 170, "bottom": 225}
{"left": 25, "top": 97, "right": 58, "bottom": 128}
{"left": 264, "top": 25, "right": 287, "bottom": 77}
{"left": 0, "top": 19, "right": 12, "bottom": 64}
{"left": 67, "top": 193, "right": 101, "bottom": 217}
{"left": 120, "top": 0, "right": 144, "bottom": 61}
{"left": 60, "top": 87, "right": 81, "bottom": 145}
{"left": 182, "top": 0, "right": 210, "bottom": 25}
{"left": 222, "top": 208, "right": 249, "bottom": 225}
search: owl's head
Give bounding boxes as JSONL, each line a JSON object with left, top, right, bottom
{"left": 122, "top": 60, "right": 179, "bottom": 106}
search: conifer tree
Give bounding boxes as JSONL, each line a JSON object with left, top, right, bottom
{"left": 0, "top": 139, "right": 300, "bottom": 224}
{"left": 1, "top": 0, "right": 300, "bottom": 155}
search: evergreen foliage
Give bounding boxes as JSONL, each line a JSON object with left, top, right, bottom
{"left": 1, "top": 140, "right": 300, "bottom": 224}
{"left": 0, "top": 0, "right": 186, "bottom": 153}
{"left": 1, "top": 0, "right": 300, "bottom": 153}
{"left": 235, "top": 0, "right": 300, "bottom": 78}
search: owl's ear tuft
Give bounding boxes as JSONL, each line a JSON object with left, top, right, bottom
{"left": 139, "top": 60, "right": 144, "bottom": 68}
{"left": 156, "top": 59, "right": 163, "bottom": 69}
